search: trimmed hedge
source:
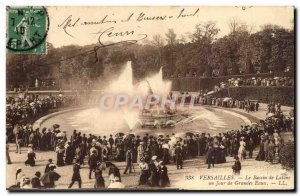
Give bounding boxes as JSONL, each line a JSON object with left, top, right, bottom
{"left": 167, "top": 72, "right": 294, "bottom": 92}
{"left": 214, "top": 87, "right": 294, "bottom": 106}
{"left": 167, "top": 75, "right": 294, "bottom": 106}
{"left": 279, "top": 142, "right": 295, "bottom": 170}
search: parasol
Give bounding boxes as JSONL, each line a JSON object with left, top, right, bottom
{"left": 56, "top": 132, "right": 65, "bottom": 138}
{"left": 166, "top": 120, "right": 176, "bottom": 127}
{"left": 206, "top": 91, "right": 215, "bottom": 95}
{"left": 267, "top": 113, "right": 275, "bottom": 118}
{"left": 13, "top": 125, "right": 20, "bottom": 135}
{"left": 251, "top": 122, "right": 258, "bottom": 128}
{"left": 153, "top": 120, "right": 160, "bottom": 127}
{"left": 115, "top": 132, "right": 125, "bottom": 137}
{"left": 251, "top": 122, "right": 258, "bottom": 126}
{"left": 53, "top": 124, "right": 60, "bottom": 129}
{"left": 223, "top": 97, "right": 232, "bottom": 102}
{"left": 127, "top": 133, "right": 135, "bottom": 138}
{"left": 6, "top": 123, "right": 13, "bottom": 129}
{"left": 185, "top": 132, "right": 194, "bottom": 137}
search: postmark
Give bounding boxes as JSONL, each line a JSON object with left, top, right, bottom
{"left": 6, "top": 6, "right": 49, "bottom": 54}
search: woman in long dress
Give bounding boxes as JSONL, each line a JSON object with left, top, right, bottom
{"left": 158, "top": 161, "right": 170, "bottom": 187}
{"left": 41, "top": 164, "right": 61, "bottom": 188}
{"left": 162, "top": 141, "right": 170, "bottom": 164}
{"left": 238, "top": 138, "right": 246, "bottom": 161}
{"left": 219, "top": 145, "right": 226, "bottom": 163}
{"left": 15, "top": 168, "right": 24, "bottom": 188}
{"left": 267, "top": 140, "right": 275, "bottom": 163}
{"left": 94, "top": 162, "right": 105, "bottom": 188}
{"left": 149, "top": 156, "right": 159, "bottom": 187}
{"left": 65, "top": 142, "right": 74, "bottom": 165}
{"left": 138, "top": 158, "right": 149, "bottom": 185}
{"left": 94, "top": 168, "right": 105, "bottom": 188}
{"left": 25, "top": 146, "right": 36, "bottom": 166}
{"left": 256, "top": 140, "right": 265, "bottom": 161}
{"left": 56, "top": 143, "right": 65, "bottom": 167}
{"left": 107, "top": 162, "right": 122, "bottom": 183}
{"left": 137, "top": 142, "right": 145, "bottom": 164}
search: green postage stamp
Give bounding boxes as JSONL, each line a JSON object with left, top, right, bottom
{"left": 6, "top": 7, "right": 49, "bottom": 54}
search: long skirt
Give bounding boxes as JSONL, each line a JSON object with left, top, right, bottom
{"left": 255, "top": 150, "right": 265, "bottom": 161}
{"left": 94, "top": 171, "right": 105, "bottom": 188}
{"left": 57, "top": 153, "right": 65, "bottom": 166}
{"left": 138, "top": 170, "right": 149, "bottom": 185}
{"left": 25, "top": 157, "right": 35, "bottom": 166}
{"left": 162, "top": 149, "right": 170, "bottom": 164}
{"left": 149, "top": 171, "right": 159, "bottom": 187}
{"left": 159, "top": 174, "right": 170, "bottom": 187}
{"left": 238, "top": 147, "right": 246, "bottom": 160}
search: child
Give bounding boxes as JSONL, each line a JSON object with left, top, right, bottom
{"left": 232, "top": 156, "right": 241, "bottom": 175}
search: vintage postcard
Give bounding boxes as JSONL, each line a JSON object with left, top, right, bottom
{"left": 6, "top": 6, "right": 295, "bottom": 191}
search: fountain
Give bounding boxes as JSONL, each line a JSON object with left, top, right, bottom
{"left": 104, "top": 61, "right": 183, "bottom": 131}
{"left": 39, "top": 61, "right": 244, "bottom": 137}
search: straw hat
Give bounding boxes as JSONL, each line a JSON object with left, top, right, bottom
{"left": 151, "top": 155, "right": 157, "bottom": 160}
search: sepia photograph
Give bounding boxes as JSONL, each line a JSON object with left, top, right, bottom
{"left": 5, "top": 6, "right": 295, "bottom": 191}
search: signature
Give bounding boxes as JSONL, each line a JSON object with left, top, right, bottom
{"left": 90, "top": 27, "right": 147, "bottom": 62}
{"left": 92, "top": 26, "right": 147, "bottom": 47}
{"left": 58, "top": 8, "right": 199, "bottom": 38}
{"left": 57, "top": 8, "right": 199, "bottom": 61}
{"left": 58, "top": 15, "right": 148, "bottom": 47}
{"left": 58, "top": 15, "right": 80, "bottom": 38}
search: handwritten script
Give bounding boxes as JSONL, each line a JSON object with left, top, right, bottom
{"left": 57, "top": 8, "right": 200, "bottom": 46}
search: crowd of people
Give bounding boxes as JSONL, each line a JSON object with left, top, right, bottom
{"left": 9, "top": 127, "right": 175, "bottom": 189}
{"left": 6, "top": 91, "right": 294, "bottom": 190}
{"left": 8, "top": 107, "right": 293, "bottom": 189}
{"left": 201, "top": 96, "right": 260, "bottom": 113}
{"left": 216, "top": 76, "right": 294, "bottom": 89}
{"left": 201, "top": 97, "right": 294, "bottom": 133}
{"left": 6, "top": 94, "right": 77, "bottom": 127}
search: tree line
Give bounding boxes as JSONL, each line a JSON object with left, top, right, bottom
{"left": 7, "top": 19, "right": 294, "bottom": 89}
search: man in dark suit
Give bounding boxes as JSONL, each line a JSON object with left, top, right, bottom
{"left": 108, "top": 135, "right": 114, "bottom": 155}
{"left": 88, "top": 150, "right": 98, "bottom": 179}
{"left": 68, "top": 159, "right": 82, "bottom": 188}
{"left": 31, "top": 171, "right": 42, "bottom": 188}
{"left": 44, "top": 159, "right": 53, "bottom": 173}
{"left": 174, "top": 143, "right": 183, "bottom": 169}
{"left": 207, "top": 145, "right": 215, "bottom": 169}
{"left": 123, "top": 148, "right": 133, "bottom": 174}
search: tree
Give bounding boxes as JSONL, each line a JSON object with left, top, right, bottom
{"left": 209, "top": 37, "right": 225, "bottom": 75}
{"left": 228, "top": 17, "right": 240, "bottom": 34}
{"left": 226, "top": 19, "right": 251, "bottom": 75}
{"left": 165, "top": 29, "right": 177, "bottom": 46}
{"left": 151, "top": 34, "right": 165, "bottom": 66}
{"left": 270, "top": 27, "right": 294, "bottom": 72}
{"left": 190, "top": 21, "right": 220, "bottom": 43}
{"left": 250, "top": 25, "right": 275, "bottom": 73}
{"left": 204, "top": 65, "right": 213, "bottom": 77}
{"left": 178, "top": 34, "right": 188, "bottom": 44}
{"left": 219, "top": 64, "right": 228, "bottom": 76}
{"left": 6, "top": 22, "right": 294, "bottom": 89}
{"left": 236, "top": 27, "right": 253, "bottom": 73}
{"left": 189, "top": 22, "right": 220, "bottom": 77}
{"left": 245, "top": 58, "right": 255, "bottom": 74}
{"left": 151, "top": 34, "right": 165, "bottom": 48}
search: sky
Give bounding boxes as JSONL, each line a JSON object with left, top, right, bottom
{"left": 46, "top": 6, "right": 294, "bottom": 48}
